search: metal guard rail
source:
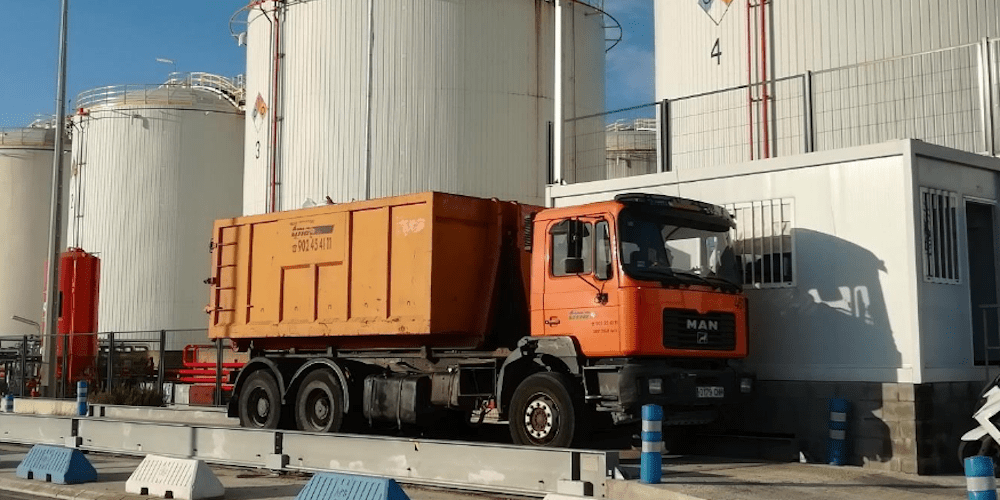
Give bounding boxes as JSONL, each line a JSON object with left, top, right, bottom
{"left": 75, "top": 72, "right": 245, "bottom": 110}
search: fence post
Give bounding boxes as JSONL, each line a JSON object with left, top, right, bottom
{"left": 802, "top": 71, "right": 815, "bottom": 154}
{"left": 659, "top": 98, "right": 671, "bottom": 173}
{"left": 641, "top": 404, "right": 663, "bottom": 484}
{"left": 19, "top": 335, "right": 27, "bottom": 397}
{"left": 158, "top": 330, "right": 166, "bottom": 395}
{"left": 978, "top": 38, "right": 996, "bottom": 156}
{"left": 77, "top": 381, "right": 88, "bottom": 416}
{"left": 215, "top": 338, "right": 224, "bottom": 406}
{"left": 106, "top": 332, "right": 115, "bottom": 391}
{"left": 546, "top": 120, "right": 554, "bottom": 184}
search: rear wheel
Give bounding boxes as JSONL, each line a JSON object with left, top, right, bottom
{"left": 508, "top": 372, "right": 583, "bottom": 448}
{"left": 238, "top": 370, "right": 282, "bottom": 429}
{"left": 295, "top": 369, "right": 345, "bottom": 433}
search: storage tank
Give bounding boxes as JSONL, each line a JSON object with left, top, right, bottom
{"left": 69, "top": 73, "right": 245, "bottom": 349}
{"left": 239, "top": 0, "right": 607, "bottom": 215}
{"left": 655, "top": 0, "right": 1000, "bottom": 167}
{"left": 0, "top": 124, "right": 66, "bottom": 336}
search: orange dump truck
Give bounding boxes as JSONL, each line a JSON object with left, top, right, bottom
{"left": 208, "top": 191, "right": 752, "bottom": 446}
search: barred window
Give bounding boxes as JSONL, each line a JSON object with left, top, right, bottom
{"left": 920, "top": 188, "right": 960, "bottom": 284}
{"left": 727, "top": 199, "right": 795, "bottom": 288}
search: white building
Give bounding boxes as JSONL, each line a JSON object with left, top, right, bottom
{"left": 549, "top": 139, "right": 999, "bottom": 473}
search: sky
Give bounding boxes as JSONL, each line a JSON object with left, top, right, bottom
{"left": 0, "top": 0, "right": 655, "bottom": 128}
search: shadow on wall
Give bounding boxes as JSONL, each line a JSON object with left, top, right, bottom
{"left": 739, "top": 228, "right": 902, "bottom": 465}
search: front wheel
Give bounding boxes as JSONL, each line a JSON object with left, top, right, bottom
{"left": 508, "top": 372, "right": 583, "bottom": 448}
{"left": 238, "top": 370, "right": 283, "bottom": 429}
{"left": 294, "top": 369, "right": 345, "bottom": 433}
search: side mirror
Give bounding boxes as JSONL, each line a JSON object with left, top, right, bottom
{"left": 563, "top": 257, "right": 585, "bottom": 274}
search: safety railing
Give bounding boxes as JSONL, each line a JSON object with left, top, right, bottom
{"left": 0, "top": 329, "right": 242, "bottom": 408}
{"left": 0, "top": 126, "right": 55, "bottom": 148}
{"left": 75, "top": 72, "right": 245, "bottom": 110}
{"left": 563, "top": 37, "right": 1000, "bottom": 182}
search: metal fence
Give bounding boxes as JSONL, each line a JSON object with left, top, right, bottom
{"left": 0, "top": 329, "right": 240, "bottom": 406}
{"left": 564, "top": 38, "right": 1000, "bottom": 182}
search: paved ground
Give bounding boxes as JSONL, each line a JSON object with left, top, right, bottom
{"left": 0, "top": 443, "right": 532, "bottom": 500}
{"left": 0, "top": 443, "right": 973, "bottom": 500}
{"left": 611, "top": 455, "right": 968, "bottom": 500}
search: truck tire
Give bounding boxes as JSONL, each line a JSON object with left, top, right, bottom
{"left": 294, "top": 369, "right": 345, "bottom": 433}
{"left": 238, "top": 370, "right": 282, "bottom": 429}
{"left": 508, "top": 372, "right": 582, "bottom": 448}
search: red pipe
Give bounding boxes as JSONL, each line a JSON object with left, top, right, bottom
{"left": 268, "top": 1, "right": 282, "bottom": 213}
{"left": 760, "top": 0, "right": 770, "bottom": 159}
{"left": 746, "top": 0, "right": 754, "bottom": 161}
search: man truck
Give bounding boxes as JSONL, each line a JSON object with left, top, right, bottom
{"left": 207, "top": 191, "right": 752, "bottom": 447}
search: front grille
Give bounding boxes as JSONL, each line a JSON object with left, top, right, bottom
{"left": 662, "top": 309, "right": 736, "bottom": 350}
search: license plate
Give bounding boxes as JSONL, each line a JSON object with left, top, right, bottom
{"left": 697, "top": 386, "right": 725, "bottom": 398}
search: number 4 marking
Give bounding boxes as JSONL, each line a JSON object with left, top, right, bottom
{"left": 711, "top": 38, "right": 722, "bottom": 65}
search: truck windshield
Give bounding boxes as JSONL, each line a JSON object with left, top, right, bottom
{"left": 619, "top": 209, "right": 741, "bottom": 290}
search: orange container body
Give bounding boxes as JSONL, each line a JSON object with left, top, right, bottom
{"left": 208, "top": 192, "right": 537, "bottom": 351}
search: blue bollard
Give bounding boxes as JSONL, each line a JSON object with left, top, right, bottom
{"left": 76, "top": 381, "right": 88, "bottom": 417}
{"left": 640, "top": 404, "right": 663, "bottom": 484}
{"left": 4, "top": 394, "right": 12, "bottom": 413}
{"left": 965, "top": 455, "right": 997, "bottom": 500}
{"left": 827, "top": 398, "right": 850, "bottom": 465}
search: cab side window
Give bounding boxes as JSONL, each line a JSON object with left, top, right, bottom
{"left": 551, "top": 220, "right": 593, "bottom": 277}
{"left": 595, "top": 220, "right": 612, "bottom": 280}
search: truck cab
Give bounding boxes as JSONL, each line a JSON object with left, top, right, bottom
{"left": 503, "top": 193, "right": 750, "bottom": 444}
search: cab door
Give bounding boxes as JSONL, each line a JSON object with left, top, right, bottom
{"left": 541, "top": 216, "right": 621, "bottom": 357}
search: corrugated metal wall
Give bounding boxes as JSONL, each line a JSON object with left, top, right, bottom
{"left": 69, "top": 95, "right": 244, "bottom": 349}
{"left": 653, "top": 0, "right": 1000, "bottom": 171}
{"left": 0, "top": 129, "right": 61, "bottom": 336}
{"left": 243, "top": 0, "right": 606, "bottom": 215}
{"left": 655, "top": 0, "right": 1000, "bottom": 99}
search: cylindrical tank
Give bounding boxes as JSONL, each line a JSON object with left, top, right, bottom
{"left": 0, "top": 125, "right": 66, "bottom": 336}
{"left": 655, "top": 0, "right": 1000, "bottom": 99}
{"left": 241, "top": 0, "right": 607, "bottom": 215}
{"left": 655, "top": 0, "right": 1000, "bottom": 167}
{"left": 69, "top": 74, "right": 245, "bottom": 349}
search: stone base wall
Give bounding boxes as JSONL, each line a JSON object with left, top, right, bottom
{"left": 719, "top": 380, "right": 982, "bottom": 474}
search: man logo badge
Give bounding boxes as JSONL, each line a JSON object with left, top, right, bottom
{"left": 697, "top": 332, "right": 709, "bottom": 345}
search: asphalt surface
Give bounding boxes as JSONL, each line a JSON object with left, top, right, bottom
{"left": 0, "top": 443, "right": 534, "bottom": 500}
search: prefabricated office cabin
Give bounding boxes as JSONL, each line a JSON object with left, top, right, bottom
{"left": 548, "top": 139, "right": 1000, "bottom": 474}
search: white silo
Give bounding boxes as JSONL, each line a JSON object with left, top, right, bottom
{"left": 69, "top": 74, "right": 245, "bottom": 349}
{"left": 0, "top": 124, "right": 66, "bottom": 337}
{"left": 654, "top": 0, "right": 1000, "bottom": 167}
{"left": 238, "top": 0, "right": 608, "bottom": 214}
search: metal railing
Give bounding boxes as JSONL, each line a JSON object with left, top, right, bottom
{"left": 564, "top": 37, "right": 1000, "bottom": 182}
{"left": 0, "top": 126, "right": 56, "bottom": 148}
{"left": 75, "top": 72, "right": 246, "bottom": 110}
{"left": 0, "top": 329, "right": 240, "bottom": 407}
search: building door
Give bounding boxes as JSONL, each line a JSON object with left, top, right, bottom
{"left": 967, "top": 201, "right": 999, "bottom": 365}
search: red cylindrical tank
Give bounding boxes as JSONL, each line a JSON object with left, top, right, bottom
{"left": 56, "top": 249, "right": 100, "bottom": 384}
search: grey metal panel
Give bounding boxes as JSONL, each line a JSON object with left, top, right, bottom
{"left": 79, "top": 419, "right": 196, "bottom": 457}
{"left": 281, "top": 431, "right": 614, "bottom": 497}
{"left": 0, "top": 414, "right": 73, "bottom": 445}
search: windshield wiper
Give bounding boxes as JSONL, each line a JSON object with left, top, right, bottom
{"left": 670, "top": 269, "right": 716, "bottom": 288}
{"left": 702, "top": 275, "right": 742, "bottom": 293}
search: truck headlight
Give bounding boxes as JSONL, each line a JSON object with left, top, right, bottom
{"left": 740, "top": 377, "right": 753, "bottom": 393}
{"left": 648, "top": 378, "right": 663, "bottom": 395}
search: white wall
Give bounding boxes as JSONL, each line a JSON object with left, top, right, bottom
{"left": 914, "top": 149, "right": 1000, "bottom": 383}
{"left": 551, "top": 141, "right": 937, "bottom": 383}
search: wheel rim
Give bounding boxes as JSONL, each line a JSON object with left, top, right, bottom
{"left": 523, "top": 395, "right": 556, "bottom": 442}
{"left": 248, "top": 387, "right": 271, "bottom": 426}
{"left": 304, "top": 387, "right": 333, "bottom": 430}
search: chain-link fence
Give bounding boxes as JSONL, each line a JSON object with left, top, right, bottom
{"left": 563, "top": 37, "right": 1000, "bottom": 183}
